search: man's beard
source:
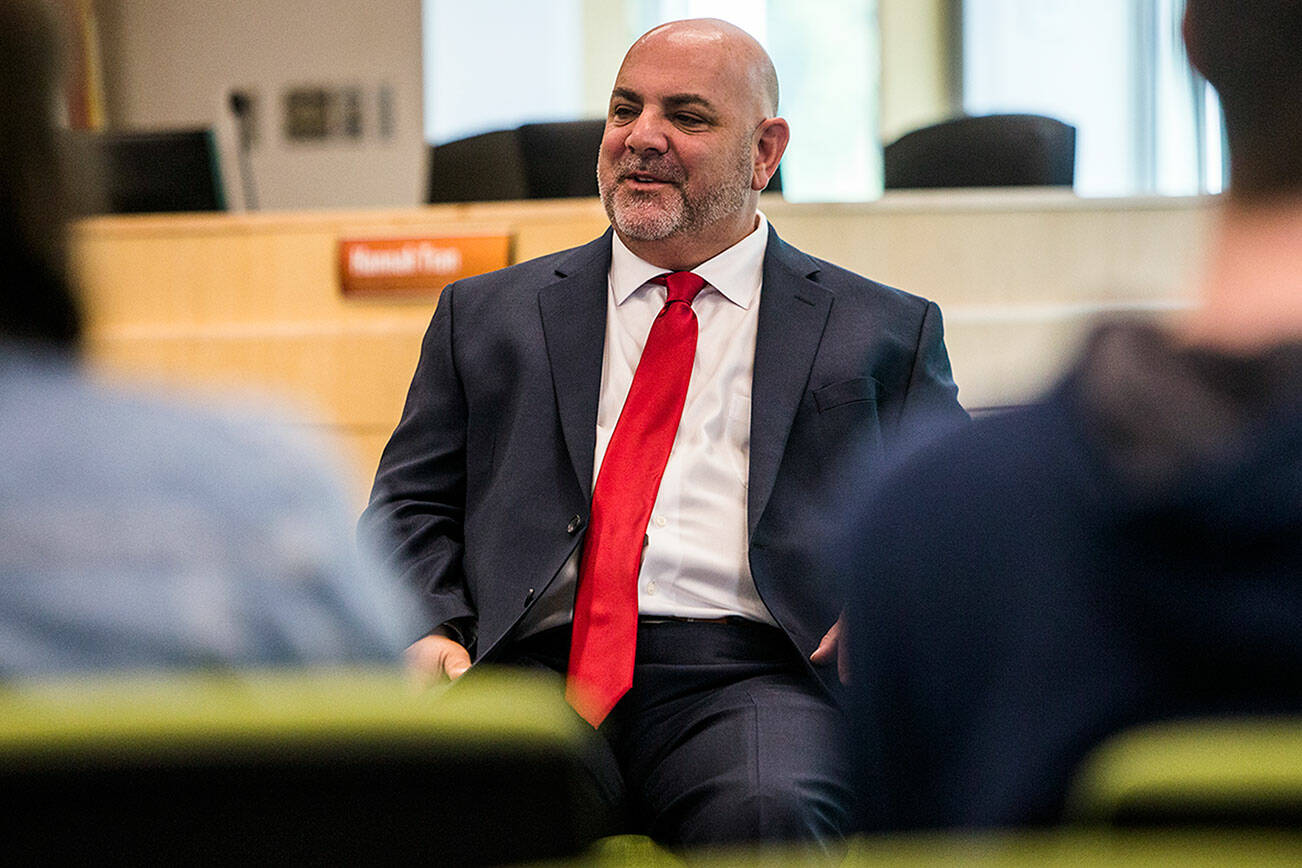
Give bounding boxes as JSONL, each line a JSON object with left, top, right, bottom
{"left": 597, "top": 143, "right": 753, "bottom": 242}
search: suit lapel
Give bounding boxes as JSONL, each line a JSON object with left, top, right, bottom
{"left": 537, "top": 231, "right": 613, "bottom": 500}
{"left": 748, "top": 227, "right": 832, "bottom": 537}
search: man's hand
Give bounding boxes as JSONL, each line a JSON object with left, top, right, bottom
{"left": 810, "top": 613, "right": 849, "bottom": 685}
{"left": 405, "top": 633, "right": 471, "bottom": 687}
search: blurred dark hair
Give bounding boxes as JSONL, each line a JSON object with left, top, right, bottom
{"left": 0, "top": 0, "right": 82, "bottom": 348}
{"left": 1184, "top": 0, "right": 1302, "bottom": 199}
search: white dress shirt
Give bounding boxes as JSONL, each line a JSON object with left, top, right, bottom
{"left": 522, "top": 213, "right": 776, "bottom": 634}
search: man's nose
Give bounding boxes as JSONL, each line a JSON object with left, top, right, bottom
{"left": 624, "top": 110, "right": 670, "bottom": 155}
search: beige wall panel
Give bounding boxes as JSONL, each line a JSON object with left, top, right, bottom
{"left": 764, "top": 194, "right": 1211, "bottom": 310}
{"left": 943, "top": 306, "right": 1180, "bottom": 409}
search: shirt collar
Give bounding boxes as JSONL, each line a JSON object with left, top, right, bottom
{"left": 609, "top": 211, "right": 769, "bottom": 310}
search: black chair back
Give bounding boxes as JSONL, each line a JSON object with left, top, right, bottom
{"left": 884, "top": 113, "right": 1076, "bottom": 190}
{"left": 62, "top": 128, "right": 225, "bottom": 214}
{"left": 518, "top": 119, "right": 605, "bottom": 199}
{"left": 429, "top": 119, "right": 784, "bottom": 203}
{"left": 427, "top": 128, "right": 530, "bottom": 203}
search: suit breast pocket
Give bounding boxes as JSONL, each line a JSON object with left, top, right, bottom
{"left": 812, "top": 377, "right": 883, "bottom": 457}
{"left": 813, "top": 377, "right": 878, "bottom": 412}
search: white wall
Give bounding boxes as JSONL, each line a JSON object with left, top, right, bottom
{"left": 95, "top": 0, "right": 425, "bottom": 211}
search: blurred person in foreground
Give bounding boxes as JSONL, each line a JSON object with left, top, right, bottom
{"left": 362, "top": 17, "right": 964, "bottom": 848}
{"left": 848, "top": 0, "right": 1302, "bottom": 831}
{"left": 0, "top": 0, "right": 418, "bottom": 675}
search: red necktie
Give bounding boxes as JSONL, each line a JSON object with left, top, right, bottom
{"left": 566, "top": 271, "right": 706, "bottom": 727}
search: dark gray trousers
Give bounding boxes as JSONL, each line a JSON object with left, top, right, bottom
{"left": 500, "top": 618, "right": 852, "bottom": 849}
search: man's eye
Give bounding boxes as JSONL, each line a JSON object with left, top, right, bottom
{"left": 675, "top": 114, "right": 706, "bottom": 127}
{"left": 611, "top": 106, "right": 638, "bottom": 121}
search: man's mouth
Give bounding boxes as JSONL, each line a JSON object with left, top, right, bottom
{"left": 618, "top": 164, "right": 681, "bottom": 188}
{"left": 624, "top": 172, "right": 672, "bottom": 186}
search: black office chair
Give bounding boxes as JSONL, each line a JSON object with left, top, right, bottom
{"left": 517, "top": 119, "right": 606, "bottom": 199}
{"left": 883, "top": 113, "right": 1076, "bottom": 190}
{"left": 427, "top": 127, "right": 531, "bottom": 203}
{"left": 428, "top": 120, "right": 604, "bottom": 203}
{"left": 518, "top": 118, "right": 784, "bottom": 196}
{"left": 61, "top": 127, "right": 226, "bottom": 214}
{"left": 429, "top": 119, "right": 783, "bottom": 203}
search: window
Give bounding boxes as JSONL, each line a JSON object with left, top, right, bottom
{"left": 421, "top": 0, "right": 880, "bottom": 202}
{"left": 962, "top": 0, "right": 1224, "bottom": 196}
{"left": 422, "top": 1, "right": 1221, "bottom": 201}
{"left": 422, "top": 0, "right": 584, "bottom": 145}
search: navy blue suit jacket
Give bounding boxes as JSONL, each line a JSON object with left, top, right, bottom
{"left": 848, "top": 345, "right": 1302, "bottom": 829}
{"left": 362, "top": 225, "right": 964, "bottom": 694}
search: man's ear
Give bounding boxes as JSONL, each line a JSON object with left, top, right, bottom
{"left": 752, "top": 117, "right": 791, "bottom": 191}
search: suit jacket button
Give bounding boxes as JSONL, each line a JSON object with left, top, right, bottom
{"left": 567, "top": 515, "right": 582, "bottom": 535}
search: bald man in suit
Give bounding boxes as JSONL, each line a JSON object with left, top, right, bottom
{"left": 363, "top": 18, "right": 965, "bottom": 847}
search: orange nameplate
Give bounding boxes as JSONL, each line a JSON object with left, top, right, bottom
{"left": 338, "top": 235, "right": 512, "bottom": 296}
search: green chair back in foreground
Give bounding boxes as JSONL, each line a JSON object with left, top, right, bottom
{"left": 1065, "top": 715, "right": 1302, "bottom": 827}
{"left": 0, "top": 666, "right": 612, "bottom": 864}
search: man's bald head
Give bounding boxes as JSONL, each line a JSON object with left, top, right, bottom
{"left": 597, "top": 17, "right": 789, "bottom": 269}
{"left": 624, "top": 19, "right": 780, "bottom": 118}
